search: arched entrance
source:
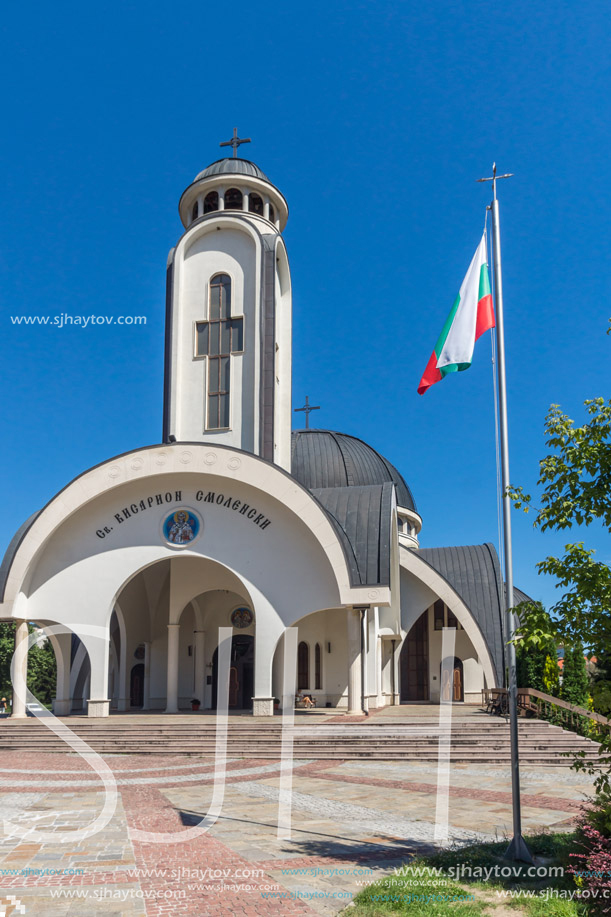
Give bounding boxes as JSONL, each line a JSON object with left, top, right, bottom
{"left": 211, "top": 634, "right": 254, "bottom": 710}
{"left": 441, "top": 657, "right": 464, "bottom": 702}
{"left": 400, "top": 610, "right": 429, "bottom": 701}
{"left": 130, "top": 663, "right": 144, "bottom": 708}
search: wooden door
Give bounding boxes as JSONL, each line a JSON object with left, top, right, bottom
{"left": 400, "top": 611, "right": 429, "bottom": 701}
{"left": 228, "top": 667, "right": 239, "bottom": 708}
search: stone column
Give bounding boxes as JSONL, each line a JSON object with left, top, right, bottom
{"left": 361, "top": 608, "right": 369, "bottom": 714}
{"left": 392, "top": 639, "right": 400, "bottom": 705}
{"left": 165, "top": 624, "right": 180, "bottom": 713}
{"left": 11, "top": 620, "right": 29, "bottom": 718}
{"left": 346, "top": 608, "right": 362, "bottom": 715}
{"left": 263, "top": 199, "right": 270, "bottom": 221}
{"left": 53, "top": 631, "right": 72, "bottom": 717}
{"left": 242, "top": 191, "right": 249, "bottom": 212}
{"left": 218, "top": 188, "right": 225, "bottom": 210}
{"left": 117, "top": 639, "right": 129, "bottom": 712}
{"left": 84, "top": 628, "right": 111, "bottom": 717}
{"left": 142, "top": 641, "right": 151, "bottom": 710}
{"left": 194, "top": 631, "right": 206, "bottom": 705}
{"left": 252, "top": 619, "right": 277, "bottom": 717}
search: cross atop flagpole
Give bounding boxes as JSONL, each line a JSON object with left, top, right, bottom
{"left": 477, "top": 164, "right": 532, "bottom": 864}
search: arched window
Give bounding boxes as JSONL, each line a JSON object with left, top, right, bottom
{"left": 191, "top": 201, "right": 199, "bottom": 222}
{"left": 194, "top": 274, "right": 244, "bottom": 431}
{"left": 315, "top": 643, "right": 322, "bottom": 690}
{"left": 224, "top": 188, "right": 242, "bottom": 210}
{"left": 203, "top": 191, "right": 218, "bottom": 214}
{"left": 249, "top": 193, "right": 263, "bottom": 215}
{"left": 268, "top": 202, "right": 276, "bottom": 223}
{"left": 297, "top": 641, "right": 309, "bottom": 690}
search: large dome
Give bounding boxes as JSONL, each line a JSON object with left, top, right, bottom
{"left": 194, "top": 158, "right": 270, "bottom": 182}
{"left": 291, "top": 429, "right": 416, "bottom": 512}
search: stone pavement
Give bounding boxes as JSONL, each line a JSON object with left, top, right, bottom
{"left": 0, "top": 751, "right": 595, "bottom": 916}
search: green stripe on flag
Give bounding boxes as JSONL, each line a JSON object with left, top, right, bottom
{"left": 440, "top": 361, "right": 471, "bottom": 378}
{"left": 433, "top": 293, "right": 461, "bottom": 358}
{"left": 478, "top": 263, "right": 491, "bottom": 301}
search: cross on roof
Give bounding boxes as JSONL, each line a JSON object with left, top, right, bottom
{"left": 294, "top": 395, "right": 320, "bottom": 430}
{"left": 220, "top": 128, "right": 251, "bottom": 158}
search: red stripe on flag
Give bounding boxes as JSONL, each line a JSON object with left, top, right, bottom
{"left": 475, "top": 293, "right": 495, "bottom": 340}
{"left": 417, "top": 350, "right": 442, "bottom": 395}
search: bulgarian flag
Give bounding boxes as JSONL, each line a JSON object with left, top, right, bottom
{"left": 417, "top": 233, "right": 494, "bottom": 395}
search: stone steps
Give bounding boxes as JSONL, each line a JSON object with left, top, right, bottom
{"left": 0, "top": 717, "right": 601, "bottom": 764}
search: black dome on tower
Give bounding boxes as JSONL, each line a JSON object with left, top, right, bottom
{"left": 193, "top": 158, "right": 270, "bottom": 182}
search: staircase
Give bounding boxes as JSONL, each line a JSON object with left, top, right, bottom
{"left": 0, "top": 717, "right": 601, "bottom": 764}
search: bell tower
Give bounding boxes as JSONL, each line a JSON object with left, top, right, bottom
{"left": 162, "top": 134, "right": 292, "bottom": 470}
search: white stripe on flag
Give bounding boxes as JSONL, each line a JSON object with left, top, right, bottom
{"left": 437, "top": 234, "right": 488, "bottom": 369}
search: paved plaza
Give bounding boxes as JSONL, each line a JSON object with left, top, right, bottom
{"left": 0, "top": 725, "right": 596, "bottom": 917}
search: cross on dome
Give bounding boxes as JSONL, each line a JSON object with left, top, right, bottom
{"left": 294, "top": 395, "right": 320, "bottom": 430}
{"left": 219, "top": 128, "right": 251, "bottom": 158}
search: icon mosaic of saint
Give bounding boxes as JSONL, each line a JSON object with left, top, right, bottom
{"left": 165, "top": 510, "right": 198, "bottom": 544}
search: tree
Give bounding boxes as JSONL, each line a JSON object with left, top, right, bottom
{"left": 509, "top": 343, "right": 611, "bottom": 791}
{"left": 561, "top": 644, "right": 590, "bottom": 709}
{"left": 0, "top": 623, "right": 17, "bottom": 703}
{"left": 516, "top": 637, "right": 557, "bottom": 691}
{"left": 27, "top": 633, "right": 57, "bottom": 708}
{"left": 543, "top": 653, "right": 560, "bottom": 696}
{"left": 0, "top": 623, "right": 57, "bottom": 710}
{"left": 591, "top": 652, "right": 611, "bottom": 717}
{"left": 509, "top": 395, "right": 611, "bottom": 657}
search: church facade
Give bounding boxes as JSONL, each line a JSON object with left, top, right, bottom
{"left": 0, "top": 148, "right": 510, "bottom": 717}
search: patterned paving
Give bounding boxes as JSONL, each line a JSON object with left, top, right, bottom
{"left": 0, "top": 753, "right": 596, "bottom": 916}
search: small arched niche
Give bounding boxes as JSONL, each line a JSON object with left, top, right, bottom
{"left": 224, "top": 188, "right": 243, "bottom": 210}
{"left": 249, "top": 193, "right": 263, "bottom": 215}
{"left": 203, "top": 191, "right": 219, "bottom": 214}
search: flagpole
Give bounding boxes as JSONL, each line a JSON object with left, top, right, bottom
{"left": 480, "top": 164, "right": 533, "bottom": 863}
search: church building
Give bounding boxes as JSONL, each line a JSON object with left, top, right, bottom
{"left": 0, "top": 140, "right": 512, "bottom": 717}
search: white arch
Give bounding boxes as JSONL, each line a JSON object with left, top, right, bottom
{"left": 1, "top": 443, "right": 385, "bottom": 612}
{"left": 36, "top": 624, "right": 70, "bottom": 715}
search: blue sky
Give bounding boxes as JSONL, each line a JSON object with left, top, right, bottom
{"left": 1, "top": 1, "right": 609, "bottom": 609}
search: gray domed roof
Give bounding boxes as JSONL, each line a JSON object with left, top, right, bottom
{"left": 194, "top": 158, "right": 270, "bottom": 182}
{"left": 291, "top": 429, "right": 417, "bottom": 512}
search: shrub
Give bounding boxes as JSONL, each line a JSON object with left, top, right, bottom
{"left": 569, "top": 791, "right": 611, "bottom": 913}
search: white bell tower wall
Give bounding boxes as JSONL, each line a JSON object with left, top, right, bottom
{"left": 163, "top": 167, "right": 292, "bottom": 470}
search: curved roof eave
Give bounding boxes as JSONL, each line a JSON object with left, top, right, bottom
{"left": 415, "top": 542, "right": 506, "bottom": 684}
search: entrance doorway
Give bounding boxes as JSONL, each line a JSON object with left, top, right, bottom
{"left": 400, "top": 611, "right": 429, "bottom": 701}
{"left": 211, "top": 634, "right": 254, "bottom": 710}
{"left": 441, "top": 657, "right": 464, "bottom": 702}
{"left": 130, "top": 663, "right": 144, "bottom": 708}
